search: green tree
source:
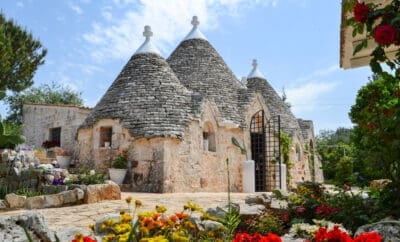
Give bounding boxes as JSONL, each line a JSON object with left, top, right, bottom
{"left": 349, "top": 75, "right": 400, "bottom": 184}
{"left": 0, "top": 13, "right": 47, "bottom": 100}
{"left": 5, "top": 82, "right": 83, "bottom": 124}
{"left": 316, "top": 128, "right": 354, "bottom": 184}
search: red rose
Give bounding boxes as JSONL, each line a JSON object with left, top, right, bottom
{"left": 353, "top": 2, "right": 370, "bottom": 23}
{"left": 374, "top": 25, "right": 397, "bottom": 45}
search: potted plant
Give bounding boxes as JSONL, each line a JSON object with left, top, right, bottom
{"left": 109, "top": 151, "right": 128, "bottom": 184}
{"left": 54, "top": 147, "right": 72, "bottom": 168}
{"left": 232, "top": 137, "right": 255, "bottom": 193}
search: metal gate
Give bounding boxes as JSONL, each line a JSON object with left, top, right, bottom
{"left": 250, "top": 111, "right": 281, "bottom": 192}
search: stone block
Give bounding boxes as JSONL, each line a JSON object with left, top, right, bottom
{"left": 84, "top": 182, "right": 121, "bottom": 204}
{"left": 25, "top": 196, "right": 45, "bottom": 209}
{"left": 61, "top": 190, "right": 77, "bottom": 204}
{"left": 75, "top": 188, "right": 85, "bottom": 200}
{"left": 43, "top": 193, "right": 64, "bottom": 208}
{"left": 239, "top": 204, "right": 265, "bottom": 217}
{"left": 5, "top": 193, "right": 26, "bottom": 209}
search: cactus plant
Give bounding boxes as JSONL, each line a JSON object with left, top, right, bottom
{"left": 231, "top": 137, "right": 248, "bottom": 160}
{"left": 0, "top": 116, "right": 26, "bottom": 149}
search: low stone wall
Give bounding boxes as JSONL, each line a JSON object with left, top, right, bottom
{"left": 0, "top": 181, "right": 121, "bottom": 210}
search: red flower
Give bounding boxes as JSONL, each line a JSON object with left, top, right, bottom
{"left": 281, "top": 213, "right": 289, "bottom": 222}
{"left": 374, "top": 25, "right": 397, "bottom": 45}
{"left": 314, "top": 226, "right": 352, "bottom": 242}
{"left": 353, "top": 2, "right": 370, "bottom": 23}
{"left": 233, "top": 232, "right": 282, "bottom": 242}
{"left": 354, "top": 231, "right": 382, "bottom": 242}
{"left": 295, "top": 205, "right": 306, "bottom": 215}
{"left": 72, "top": 236, "right": 96, "bottom": 242}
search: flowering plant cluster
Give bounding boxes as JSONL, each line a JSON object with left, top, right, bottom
{"left": 315, "top": 204, "right": 342, "bottom": 218}
{"left": 344, "top": 0, "right": 400, "bottom": 77}
{"left": 233, "top": 232, "right": 282, "bottom": 242}
{"left": 314, "top": 226, "right": 382, "bottom": 242}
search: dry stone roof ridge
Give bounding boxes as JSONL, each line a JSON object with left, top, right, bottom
{"left": 246, "top": 76, "right": 303, "bottom": 140}
{"left": 80, "top": 53, "right": 194, "bottom": 138}
{"left": 167, "top": 38, "right": 243, "bottom": 125}
{"left": 297, "top": 119, "right": 314, "bottom": 141}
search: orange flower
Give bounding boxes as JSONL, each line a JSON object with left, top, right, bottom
{"left": 141, "top": 217, "right": 155, "bottom": 230}
{"left": 153, "top": 213, "right": 162, "bottom": 220}
{"left": 175, "top": 212, "right": 188, "bottom": 220}
{"left": 169, "top": 214, "right": 179, "bottom": 223}
{"left": 155, "top": 220, "right": 167, "bottom": 228}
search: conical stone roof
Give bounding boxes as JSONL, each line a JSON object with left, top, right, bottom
{"left": 245, "top": 60, "right": 302, "bottom": 137}
{"left": 167, "top": 17, "right": 243, "bottom": 125}
{"left": 81, "top": 27, "right": 193, "bottom": 138}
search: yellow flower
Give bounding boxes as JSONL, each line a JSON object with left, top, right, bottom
{"left": 103, "top": 233, "right": 116, "bottom": 242}
{"left": 140, "top": 235, "right": 168, "bottom": 242}
{"left": 113, "top": 223, "right": 132, "bottom": 234}
{"left": 155, "top": 205, "right": 167, "bottom": 213}
{"left": 120, "top": 213, "right": 132, "bottom": 224}
{"left": 138, "top": 211, "right": 155, "bottom": 220}
{"left": 135, "top": 199, "right": 143, "bottom": 207}
{"left": 185, "top": 201, "right": 204, "bottom": 212}
{"left": 88, "top": 224, "right": 95, "bottom": 231}
{"left": 125, "top": 196, "right": 133, "bottom": 204}
{"left": 172, "top": 231, "right": 190, "bottom": 242}
{"left": 118, "top": 232, "right": 130, "bottom": 242}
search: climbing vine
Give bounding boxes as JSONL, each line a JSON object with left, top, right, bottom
{"left": 280, "top": 132, "right": 293, "bottom": 186}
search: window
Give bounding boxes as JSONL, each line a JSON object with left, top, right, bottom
{"left": 100, "top": 127, "right": 112, "bottom": 147}
{"left": 203, "top": 122, "right": 216, "bottom": 152}
{"left": 49, "top": 127, "right": 61, "bottom": 146}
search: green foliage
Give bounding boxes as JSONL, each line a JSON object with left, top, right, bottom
{"left": 0, "top": 116, "right": 26, "bottom": 149}
{"left": 5, "top": 82, "right": 83, "bottom": 124}
{"left": 112, "top": 153, "right": 128, "bottom": 169}
{"left": 324, "top": 191, "right": 379, "bottom": 233}
{"left": 316, "top": 128, "right": 354, "bottom": 185}
{"left": 231, "top": 137, "right": 248, "bottom": 160}
{"left": 221, "top": 207, "right": 241, "bottom": 241}
{"left": 280, "top": 132, "right": 292, "bottom": 185}
{"left": 0, "top": 186, "right": 11, "bottom": 199}
{"left": 15, "top": 188, "right": 43, "bottom": 197}
{"left": 78, "top": 173, "right": 105, "bottom": 185}
{"left": 349, "top": 76, "right": 400, "bottom": 185}
{"left": 249, "top": 212, "right": 284, "bottom": 235}
{"left": 375, "top": 181, "right": 400, "bottom": 218}
{"left": 0, "top": 13, "right": 47, "bottom": 100}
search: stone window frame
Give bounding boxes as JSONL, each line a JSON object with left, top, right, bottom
{"left": 99, "top": 126, "right": 113, "bottom": 148}
{"left": 202, "top": 121, "right": 216, "bottom": 152}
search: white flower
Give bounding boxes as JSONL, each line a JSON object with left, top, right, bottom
{"left": 89, "top": 170, "right": 96, "bottom": 176}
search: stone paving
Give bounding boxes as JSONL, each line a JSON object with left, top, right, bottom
{"left": 0, "top": 192, "right": 254, "bottom": 231}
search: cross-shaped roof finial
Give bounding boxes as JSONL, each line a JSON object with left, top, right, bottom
{"left": 191, "top": 16, "right": 199, "bottom": 27}
{"left": 143, "top": 25, "right": 153, "bottom": 39}
{"left": 252, "top": 59, "right": 258, "bottom": 69}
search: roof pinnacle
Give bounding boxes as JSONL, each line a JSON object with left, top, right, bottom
{"left": 248, "top": 58, "right": 265, "bottom": 79}
{"left": 134, "top": 25, "right": 160, "bottom": 55}
{"left": 143, "top": 25, "right": 153, "bottom": 39}
{"left": 183, "top": 15, "right": 207, "bottom": 41}
{"left": 191, "top": 16, "right": 200, "bottom": 27}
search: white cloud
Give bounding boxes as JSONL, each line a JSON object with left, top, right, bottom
{"left": 102, "top": 11, "right": 113, "bottom": 21}
{"left": 16, "top": 2, "right": 24, "bottom": 8}
{"left": 68, "top": 2, "right": 83, "bottom": 15}
{"left": 293, "top": 64, "right": 340, "bottom": 83}
{"left": 286, "top": 82, "right": 338, "bottom": 114}
{"left": 83, "top": 0, "right": 277, "bottom": 62}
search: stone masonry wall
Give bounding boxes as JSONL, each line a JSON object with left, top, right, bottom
{"left": 22, "top": 104, "right": 91, "bottom": 153}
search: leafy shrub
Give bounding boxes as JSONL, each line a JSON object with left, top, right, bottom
{"left": 15, "top": 188, "right": 43, "bottom": 197}
{"left": 0, "top": 186, "right": 12, "bottom": 199}
{"left": 112, "top": 152, "right": 128, "bottom": 169}
{"left": 78, "top": 173, "right": 105, "bottom": 185}
{"left": 249, "top": 211, "right": 284, "bottom": 235}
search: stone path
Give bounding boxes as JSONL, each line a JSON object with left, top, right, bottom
{"left": 1, "top": 192, "right": 255, "bottom": 232}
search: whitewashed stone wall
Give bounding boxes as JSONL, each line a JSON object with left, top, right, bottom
{"left": 22, "top": 104, "right": 91, "bottom": 153}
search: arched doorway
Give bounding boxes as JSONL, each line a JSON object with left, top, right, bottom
{"left": 250, "top": 110, "right": 266, "bottom": 191}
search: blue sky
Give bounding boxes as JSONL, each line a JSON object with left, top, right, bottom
{"left": 0, "top": 0, "right": 372, "bottom": 134}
